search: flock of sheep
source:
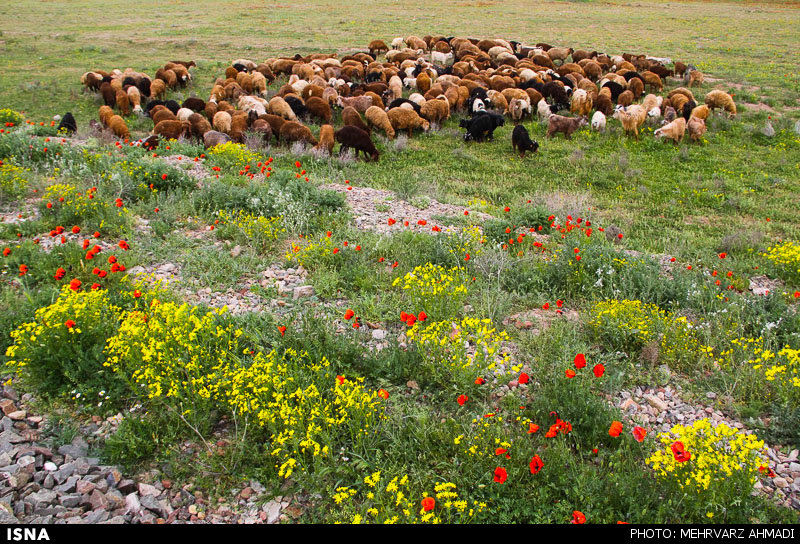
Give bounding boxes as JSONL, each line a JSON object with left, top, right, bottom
{"left": 79, "top": 35, "right": 740, "bottom": 160}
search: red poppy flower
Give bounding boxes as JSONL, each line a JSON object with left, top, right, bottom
{"left": 335, "top": 375, "right": 345, "bottom": 386}
{"left": 457, "top": 394, "right": 468, "bottom": 406}
{"left": 71, "top": 226, "right": 80, "bottom": 234}
{"left": 344, "top": 309, "right": 355, "bottom": 320}
{"left": 592, "top": 363, "right": 605, "bottom": 378}
{"left": 518, "top": 372, "right": 529, "bottom": 384}
{"left": 387, "top": 218, "right": 396, "bottom": 226}
{"left": 574, "top": 353, "right": 586, "bottom": 369}
{"left": 64, "top": 320, "right": 76, "bottom": 329}
{"left": 495, "top": 448, "right": 508, "bottom": 456}
{"left": 671, "top": 441, "right": 691, "bottom": 462}
{"left": 571, "top": 511, "right": 586, "bottom": 524}
{"left": 54, "top": 268, "right": 66, "bottom": 280}
{"left": 2, "top": 248, "right": 9, "bottom": 257}
{"left": 69, "top": 279, "right": 81, "bottom": 291}
{"left": 609, "top": 421, "right": 623, "bottom": 438}
{"left": 406, "top": 314, "right": 416, "bottom": 327}
{"left": 529, "top": 455, "right": 544, "bottom": 474}
{"left": 565, "top": 369, "right": 576, "bottom": 379}
{"left": 118, "top": 240, "right": 130, "bottom": 250}
{"left": 378, "top": 389, "right": 389, "bottom": 400}
{"left": 542, "top": 302, "right": 550, "bottom": 310}
{"left": 417, "top": 311, "right": 427, "bottom": 322}
{"left": 421, "top": 497, "right": 435, "bottom": 512}
{"left": 19, "top": 264, "right": 29, "bottom": 275}
{"left": 278, "top": 325, "right": 287, "bottom": 336}
{"left": 493, "top": 466, "right": 507, "bottom": 484}
{"left": 632, "top": 426, "right": 647, "bottom": 442}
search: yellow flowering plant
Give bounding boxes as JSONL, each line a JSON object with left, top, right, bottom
{"left": 215, "top": 210, "right": 285, "bottom": 252}
{"left": 392, "top": 263, "right": 470, "bottom": 319}
{"left": 761, "top": 241, "right": 800, "bottom": 285}
{"left": 0, "top": 160, "right": 29, "bottom": 201}
{"left": 646, "top": 419, "right": 767, "bottom": 508}
{"left": 5, "top": 287, "right": 125, "bottom": 401}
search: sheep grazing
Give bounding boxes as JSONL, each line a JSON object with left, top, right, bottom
{"left": 511, "top": 125, "right": 539, "bottom": 158}
{"left": 654, "top": 117, "right": 686, "bottom": 144}
{"left": 114, "top": 90, "right": 131, "bottom": 116}
{"left": 420, "top": 98, "right": 450, "bottom": 128}
{"left": 98, "top": 106, "right": 114, "bottom": 128}
{"left": 229, "top": 113, "right": 248, "bottom": 143}
{"left": 152, "top": 107, "right": 177, "bottom": 126}
{"left": 341, "top": 106, "right": 371, "bottom": 134}
{"left": 663, "top": 106, "right": 677, "bottom": 123}
{"left": 594, "top": 94, "right": 614, "bottom": 116}
{"left": 365, "top": 106, "right": 395, "bottom": 139}
{"left": 305, "top": 96, "right": 332, "bottom": 124}
{"left": 704, "top": 90, "right": 737, "bottom": 117}
{"left": 338, "top": 94, "right": 373, "bottom": 113}
{"left": 176, "top": 108, "right": 194, "bottom": 122}
{"left": 213, "top": 111, "right": 232, "bottom": 134}
{"left": 335, "top": 125, "right": 379, "bottom": 161}
{"left": 203, "top": 130, "right": 231, "bottom": 149}
{"left": 509, "top": 98, "right": 531, "bottom": 124}
{"left": 183, "top": 97, "right": 206, "bottom": 112}
{"left": 250, "top": 119, "right": 273, "bottom": 146}
{"left": 314, "top": 124, "right": 335, "bottom": 155}
{"left": 267, "top": 96, "right": 297, "bottom": 121}
{"left": 687, "top": 116, "right": 707, "bottom": 142}
{"left": 687, "top": 69, "right": 704, "bottom": 88}
{"left": 279, "top": 121, "right": 318, "bottom": 147}
{"left": 570, "top": 89, "right": 592, "bottom": 117}
{"left": 368, "top": 39, "right": 389, "bottom": 57}
{"left": 187, "top": 113, "right": 212, "bottom": 140}
{"left": 690, "top": 104, "right": 710, "bottom": 120}
{"left": 591, "top": 111, "right": 606, "bottom": 132}
{"left": 613, "top": 105, "right": 647, "bottom": 139}
{"left": 150, "top": 79, "right": 166, "bottom": 100}
{"left": 460, "top": 111, "right": 504, "bottom": 142}
{"left": 546, "top": 47, "right": 573, "bottom": 65}
{"left": 56, "top": 113, "right": 77, "bottom": 135}
{"left": 107, "top": 115, "right": 129, "bottom": 140}
{"left": 617, "top": 90, "right": 634, "bottom": 107}
{"left": 546, "top": 115, "right": 587, "bottom": 139}
{"left": 154, "top": 120, "right": 191, "bottom": 140}
{"left": 387, "top": 108, "right": 430, "bottom": 137}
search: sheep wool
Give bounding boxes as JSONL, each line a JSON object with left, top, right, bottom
{"left": 365, "top": 106, "right": 395, "bottom": 139}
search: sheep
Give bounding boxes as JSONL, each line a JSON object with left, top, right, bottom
{"left": 511, "top": 125, "right": 539, "bottom": 158}
{"left": 664, "top": 106, "right": 677, "bottom": 123}
{"left": 460, "top": 111, "right": 504, "bottom": 141}
{"left": 335, "top": 125, "right": 379, "bottom": 161}
{"left": 654, "top": 117, "right": 686, "bottom": 144}
{"left": 612, "top": 105, "right": 647, "bottom": 139}
{"left": 690, "top": 104, "right": 710, "bottom": 120}
{"left": 257, "top": 114, "right": 286, "bottom": 142}
{"left": 369, "top": 39, "right": 389, "bottom": 57}
{"left": 546, "top": 115, "right": 587, "bottom": 139}
{"left": 509, "top": 98, "right": 532, "bottom": 124}
{"left": 547, "top": 47, "right": 573, "bottom": 64}
{"left": 668, "top": 87, "right": 696, "bottom": 102}
{"left": 267, "top": 96, "right": 297, "bottom": 121}
{"left": 639, "top": 71, "right": 663, "bottom": 92}
{"left": 250, "top": 119, "right": 273, "bottom": 146}
{"left": 687, "top": 116, "right": 707, "bottom": 142}
{"left": 670, "top": 94, "right": 691, "bottom": 115}
{"left": 301, "top": 96, "right": 331, "bottom": 124}
{"left": 152, "top": 108, "right": 177, "bottom": 126}
{"left": 314, "top": 124, "right": 335, "bottom": 155}
{"left": 594, "top": 93, "right": 614, "bottom": 116}
{"left": 238, "top": 95, "right": 268, "bottom": 116}
{"left": 628, "top": 77, "right": 644, "bottom": 99}
{"left": 431, "top": 50, "right": 454, "bottom": 66}
{"left": 279, "top": 121, "right": 318, "bottom": 147}
{"left": 408, "top": 93, "right": 426, "bottom": 106}
{"left": 537, "top": 99, "right": 556, "bottom": 121}
{"left": 391, "top": 37, "right": 405, "bottom": 50}
{"left": 365, "top": 106, "right": 395, "bottom": 139}
{"left": 387, "top": 108, "right": 430, "bottom": 137}
{"left": 204, "top": 130, "right": 231, "bottom": 149}
{"left": 641, "top": 94, "right": 662, "bottom": 114}
{"left": 541, "top": 81, "right": 570, "bottom": 109}
{"left": 126, "top": 86, "right": 143, "bottom": 115}
{"left": 420, "top": 98, "right": 450, "bottom": 127}
{"left": 341, "top": 106, "right": 371, "bottom": 135}
{"left": 213, "top": 111, "right": 232, "bottom": 134}
{"left": 486, "top": 90, "right": 509, "bottom": 114}
{"left": 337, "top": 95, "right": 373, "bottom": 113}
{"left": 570, "top": 89, "right": 593, "bottom": 117}
{"left": 108, "top": 115, "right": 129, "bottom": 140}
{"left": 674, "top": 62, "right": 687, "bottom": 77}
{"left": 617, "top": 90, "right": 634, "bottom": 107}
{"left": 154, "top": 120, "right": 191, "bottom": 140}
{"left": 176, "top": 108, "right": 194, "bottom": 122}
{"left": 55, "top": 112, "right": 77, "bottom": 135}
{"left": 114, "top": 90, "right": 131, "bottom": 117}
{"left": 704, "top": 90, "right": 736, "bottom": 117}
{"left": 591, "top": 111, "right": 606, "bottom": 132}
{"left": 98, "top": 105, "right": 114, "bottom": 127}
{"left": 150, "top": 79, "right": 166, "bottom": 100}
{"left": 687, "top": 69, "right": 704, "bottom": 88}
{"left": 230, "top": 113, "right": 249, "bottom": 143}
{"left": 187, "top": 113, "right": 212, "bottom": 139}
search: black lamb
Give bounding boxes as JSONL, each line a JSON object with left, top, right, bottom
{"left": 56, "top": 113, "right": 77, "bottom": 135}
{"left": 511, "top": 125, "right": 539, "bottom": 158}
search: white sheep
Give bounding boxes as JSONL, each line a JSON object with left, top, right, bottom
{"left": 591, "top": 111, "right": 606, "bottom": 132}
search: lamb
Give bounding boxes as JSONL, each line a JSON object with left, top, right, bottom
{"left": 420, "top": 98, "right": 450, "bottom": 127}
{"left": 315, "top": 124, "right": 335, "bottom": 155}
{"left": 570, "top": 89, "right": 593, "bottom": 117}
{"left": 213, "top": 111, "right": 232, "bottom": 134}
{"left": 546, "top": 115, "right": 587, "bottom": 139}
{"left": 511, "top": 125, "right": 539, "bottom": 158}
{"left": 387, "top": 108, "right": 430, "bottom": 137}
{"left": 56, "top": 112, "right": 77, "bottom": 135}
{"left": 107, "top": 115, "right": 129, "bottom": 140}
{"left": 203, "top": 130, "right": 231, "bottom": 149}
{"left": 365, "top": 106, "right": 395, "bottom": 139}
{"left": 461, "top": 111, "right": 504, "bottom": 142}
{"left": 704, "top": 90, "right": 736, "bottom": 117}
{"left": 342, "top": 106, "right": 371, "bottom": 134}
{"left": 654, "top": 117, "right": 686, "bottom": 144}
{"left": 127, "top": 86, "right": 143, "bottom": 115}
{"left": 115, "top": 90, "right": 131, "bottom": 116}
{"left": 335, "top": 125, "right": 379, "bottom": 161}
{"left": 591, "top": 111, "right": 606, "bottom": 132}
{"left": 687, "top": 116, "right": 707, "bottom": 142}
{"left": 279, "top": 121, "right": 318, "bottom": 147}
{"left": 391, "top": 37, "right": 405, "bottom": 50}
{"left": 267, "top": 96, "right": 298, "bottom": 121}
{"left": 154, "top": 120, "right": 191, "bottom": 140}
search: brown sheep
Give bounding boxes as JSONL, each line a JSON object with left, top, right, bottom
{"left": 127, "top": 86, "right": 142, "bottom": 115}
{"left": 627, "top": 77, "right": 644, "bottom": 99}
{"left": 595, "top": 94, "right": 614, "bottom": 116}
{"left": 341, "top": 106, "right": 371, "bottom": 134}
{"left": 213, "top": 111, "right": 232, "bottom": 134}
{"left": 547, "top": 115, "right": 587, "bottom": 139}
{"left": 230, "top": 113, "right": 248, "bottom": 143}
{"left": 303, "top": 96, "right": 332, "bottom": 124}
{"left": 617, "top": 90, "right": 634, "bottom": 107}
{"left": 387, "top": 108, "right": 430, "bottom": 137}
{"left": 99, "top": 83, "right": 115, "bottom": 107}
{"left": 687, "top": 116, "right": 707, "bottom": 142}
{"left": 98, "top": 106, "right": 114, "bottom": 128}
{"left": 251, "top": 119, "right": 273, "bottom": 145}
{"left": 338, "top": 95, "right": 373, "bottom": 113}
{"left": 315, "top": 124, "right": 335, "bottom": 155}
{"left": 612, "top": 105, "right": 647, "bottom": 139}
{"left": 368, "top": 40, "right": 389, "bottom": 57}
{"left": 704, "top": 90, "right": 736, "bottom": 117}
{"left": 188, "top": 113, "right": 212, "bottom": 139}
{"left": 152, "top": 108, "right": 177, "bottom": 126}
{"left": 654, "top": 117, "right": 686, "bottom": 144}
{"left": 154, "top": 120, "right": 191, "bottom": 140}
{"left": 687, "top": 70, "right": 704, "bottom": 88}
{"left": 280, "top": 121, "right": 318, "bottom": 147}
{"left": 267, "top": 96, "right": 297, "bottom": 121}
{"left": 690, "top": 104, "right": 710, "bottom": 120}
{"left": 150, "top": 79, "right": 166, "bottom": 100}
{"left": 108, "top": 115, "right": 130, "bottom": 140}
{"left": 257, "top": 114, "right": 286, "bottom": 142}
{"left": 640, "top": 71, "right": 663, "bottom": 92}
{"left": 365, "top": 106, "right": 395, "bottom": 139}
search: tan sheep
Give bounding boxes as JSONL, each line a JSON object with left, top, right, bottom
{"left": 365, "top": 106, "right": 395, "bottom": 139}
{"left": 98, "top": 106, "right": 114, "bottom": 128}
{"left": 150, "top": 79, "right": 166, "bottom": 100}
{"left": 704, "top": 90, "right": 737, "bottom": 117}
{"left": 213, "top": 111, "right": 232, "bottom": 134}
{"left": 654, "top": 117, "right": 686, "bottom": 144}
{"left": 115, "top": 90, "right": 130, "bottom": 116}
{"left": 267, "top": 96, "right": 297, "bottom": 121}
{"left": 687, "top": 116, "right": 707, "bottom": 142}
{"left": 570, "top": 89, "right": 593, "bottom": 117}
{"left": 108, "top": 115, "right": 129, "bottom": 140}
{"left": 613, "top": 105, "right": 647, "bottom": 139}
{"left": 420, "top": 98, "right": 450, "bottom": 127}
{"left": 337, "top": 95, "right": 373, "bottom": 113}
{"left": 342, "top": 106, "right": 371, "bottom": 134}
{"left": 387, "top": 107, "right": 430, "bottom": 137}
{"left": 127, "top": 86, "right": 142, "bottom": 115}
{"left": 315, "top": 124, "right": 335, "bottom": 155}
{"left": 690, "top": 104, "right": 710, "bottom": 120}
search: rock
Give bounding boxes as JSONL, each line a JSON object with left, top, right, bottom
{"left": 371, "top": 329, "right": 387, "bottom": 341}
{"left": 264, "top": 500, "right": 282, "bottom": 524}
{"left": 620, "top": 398, "right": 638, "bottom": 412}
{"left": 59, "top": 494, "right": 82, "bottom": 508}
{"left": 43, "top": 462, "right": 57, "bottom": 472}
{"left": 139, "top": 494, "right": 164, "bottom": 516}
{"left": 292, "top": 285, "right": 314, "bottom": 299}
{"left": 7, "top": 411, "right": 26, "bottom": 421}
{"left": 0, "top": 400, "right": 17, "bottom": 416}
{"left": 773, "top": 477, "right": 789, "bottom": 489}
{"left": 125, "top": 493, "right": 141, "bottom": 515}
{"left": 138, "top": 483, "right": 159, "bottom": 497}
{"left": 76, "top": 480, "right": 96, "bottom": 495}
{"left": 25, "top": 489, "right": 57, "bottom": 510}
{"left": 645, "top": 394, "right": 668, "bottom": 412}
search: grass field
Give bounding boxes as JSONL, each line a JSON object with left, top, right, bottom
{"left": 1, "top": 0, "right": 800, "bottom": 525}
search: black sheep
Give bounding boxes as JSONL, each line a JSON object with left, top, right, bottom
{"left": 284, "top": 95, "right": 308, "bottom": 119}
{"left": 542, "top": 81, "right": 570, "bottom": 109}
{"left": 233, "top": 63, "right": 247, "bottom": 73}
{"left": 122, "top": 76, "right": 137, "bottom": 89}
{"left": 144, "top": 100, "right": 165, "bottom": 117}
{"left": 136, "top": 77, "right": 152, "bottom": 98}
{"left": 387, "top": 98, "right": 421, "bottom": 115}
{"left": 56, "top": 113, "right": 77, "bottom": 135}
{"left": 335, "top": 125, "right": 379, "bottom": 162}
{"left": 601, "top": 81, "right": 625, "bottom": 102}
{"left": 164, "top": 100, "right": 181, "bottom": 115}
{"left": 182, "top": 97, "right": 206, "bottom": 112}
{"left": 461, "top": 111, "right": 504, "bottom": 142}
{"left": 623, "top": 71, "right": 642, "bottom": 83}
{"left": 511, "top": 125, "right": 539, "bottom": 158}
{"left": 682, "top": 100, "right": 697, "bottom": 121}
